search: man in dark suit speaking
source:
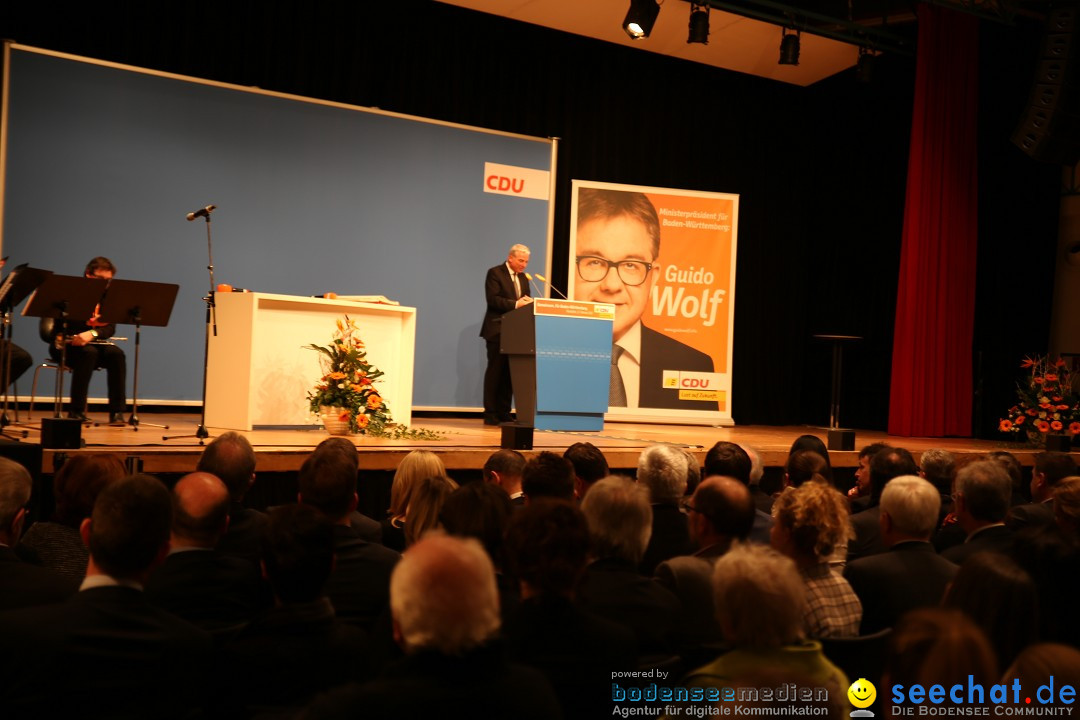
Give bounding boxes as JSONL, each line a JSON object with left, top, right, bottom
{"left": 572, "top": 188, "right": 715, "bottom": 411}
{"left": 480, "top": 244, "right": 532, "bottom": 425}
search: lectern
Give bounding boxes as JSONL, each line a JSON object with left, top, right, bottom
{"left": 502, "top": 298, "right": 615, "bottom": 433}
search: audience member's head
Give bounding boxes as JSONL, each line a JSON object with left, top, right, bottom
{"left": 171, "top": 472, "right": 230, "bottom": 548}
{"left": 919, "top": 449, "right": 956, "bottom": 496}
{"left": 196, "top": 431, "right": 256, "bottom": 503}
{"left": 869, "top": 447, "right": 918, "bottom": 500}
{"left": 885, "top": 608, "right": 998, "bottom": 705}
{"left": 1033, "top": 452, "right": 1079, "bottom": 503}
{"left": 1003, "top": 644, "right": 1080, "bottom": 708}
{"left": 1053, "top": 476, "right": 1080, "bottom": 539}
{"left": 298, "top": 451, "right": 358, "bottom": 523}
{"left": 703, "top": 441, "right": 751, "bottom": 484}
{"left": 563, "top": 442, "right": 609, "bottom": 500}
{"left": 389, "top": 450, "right": 446, "bottom": 520}
{"left": 712, "top": 543, "right": 806, "bottom": 649}
{"left": 745, "top": 445, "right": 765, "bottom": 487}
{"left": 636, "top": 444, "right": 689, "bottom": 504}
{"left": 788, "top": 435, "right": 832, "bottom": 482}
{"left": 687, "top": 476, "right": 754, "bottom": 550}
{"left": 262, "top": 503, "right": 335, "bottom": 604}
{"left": 441, "top": 480, "right": 513, "bottom": 569}
{"left": 987, "top": 450, "right": 1025, "bottom": 503}
{"left": 52, "top": 454, "right": 126, "bottom": 529}
{"left": 580, "top": 475, "right": 652, "bottom": 564}
{"left": 953, "top": 460, "right": 1011, "bottom": 532}
{"left": 0, "top": 457, "right": 32, "bottom": 544}
{"left": 404, "top": 475, "right": 457, "bottom": 547}
{"left": 482, "top": 449, "right": 525, "bottom": 497}
{"left": 312, "top": 437, "right": 359, "bottom": 467}
{"left": 505, "top": 499, "right": 590, "bottom": 599}
{"left": 84, "top": 474, "right": 172, "bottom": 582}
{"left": 943, "top": 552, "right": 1039, "bottom": 670}
{"left": 879, "top": 475, "right": 940, "bottom": 544}
{"left": 771, "top": 482, "right": 853, "bottom": 565}
{"left": 390, "top": 534, "right": 500, "bottom": 655}
{"left": 855, "top": 442, "right": 891, "bottom": 495}
{"left": 522, "top": 451, "right": 575, "bottom": 502}
{"left": 785, "top": 450, "right": 829, "bottom": 489}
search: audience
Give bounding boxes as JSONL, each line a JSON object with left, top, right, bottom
{"left": 1052, "top": 475, "right": 1080, "bottom": 539}
{"left": 771, "top": 481, "right": 861, "bottom": 638}
{"left": 844, "top": 475, "right": 957, "bottom": 634}
{"left": 196, "top": 431, "right": 267, "bottom": 567}
{"left": 847, "top": 447, "right": 919, "bottom": 560}
{"left": 703, "top": 440, "right": 772, "bottom": 543}
{"left": 1003, "top": 644, "right": 1080, "bottom": 710}
{"left": 17, "top": 453, "right": 125, "bottom": 578}
{"left": 522, "top": 451, "right": 575, "bottom": 502}
{"left": 383, "top": 449, "right": 446, "bottom": 551}
{"left": 0, "top": 456, "right": 77, "bottom": 610}
{"left": 563, "top": 442, "right": 609, "bottom": 500}
{"left": 849, "top": 442, "right": 891, "bottom": 508}
{"left": 482, "top": 448, "right": 526, "bottom": 506}
{"left": 940, "top": 460, "right": 1014, "bottom": 564}
{"left": 402, "top": 474, "right": 457, "bottom": 546}
{"left": 784, "top": 449, "right": 830, "bottom": 490}
{"left": 987, "top": 450, "right": 1027, "bottom": 506}
{"left": 1009, "top": 451, "right": 1078, "bottom": 532}
{"left": 303, "top": 534, "right": 561, "bottom": 719}
{"left": 312, "top": 437, "right": 382, "bottom": 542}
{"left": 636, "top": 444, "right": 693, "bottom": 574}
{"left": 0, "top": 474, "right": 214, "bottom": 718}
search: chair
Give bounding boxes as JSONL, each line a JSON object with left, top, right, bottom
{"left": 28, "top": 317, "right": 120, "bottom": 420}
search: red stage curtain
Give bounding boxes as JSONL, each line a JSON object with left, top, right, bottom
{"left": 888, "top": 4, "right": 979, "bottom": 437}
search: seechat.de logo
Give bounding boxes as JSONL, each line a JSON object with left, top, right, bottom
{"left": 849, "top": 678, "right": 877, "bottom": 718}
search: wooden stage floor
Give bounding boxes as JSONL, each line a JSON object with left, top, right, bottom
{"left": 4, "top": 411, "right": 1054, "bottom": 475}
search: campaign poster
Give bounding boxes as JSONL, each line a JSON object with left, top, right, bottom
{"left": 568, "top": 180, "right": 737, "bottom": 425}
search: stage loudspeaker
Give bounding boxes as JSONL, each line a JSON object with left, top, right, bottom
{"left": 827, "top": 428, "right": 855, "bottom": 451}
{"left": 1013, "top": 8, "right": 1080, "bottom": 165}
{"left": 41, "top": 417, "right": 84, "bottom": 449}
{"left": 501, "top": 423, "right": 533, "bottom": 450}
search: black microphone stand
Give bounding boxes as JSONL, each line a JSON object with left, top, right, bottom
{"left": 164, "top": 208, "right": 217, "bottom": 445}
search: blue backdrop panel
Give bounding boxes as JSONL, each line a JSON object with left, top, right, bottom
{"left": 534, "top": 314, "right": 612, "bottom": 431}
{"left": 1, "top": 47, "right": 552, "bottom": 408}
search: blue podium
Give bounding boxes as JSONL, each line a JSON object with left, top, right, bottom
{"left": 502, "top": 298, "right": 615, "bottom": 432}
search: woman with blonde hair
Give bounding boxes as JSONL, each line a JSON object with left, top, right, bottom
{"left": 382, "top": 450, "right": 448, "bottom": 551}
{"left": 771, "top": 481, "right": 861, "bottom": 637}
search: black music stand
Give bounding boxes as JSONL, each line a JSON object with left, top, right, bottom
{"left": 0, "top": 264, "right": 53, "bottom": 438}
{"left": 23, "top": 275, "right": 109, "bottom": 448}
{"left": 96, "top": 278, "right": 180, "bottom": 431}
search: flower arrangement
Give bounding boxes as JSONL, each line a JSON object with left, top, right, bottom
{"left": 306, "top": 316, "right": 392, "bottom": 434}
{"left": 999, "top": 355, "right": 1080, "bottom": 439}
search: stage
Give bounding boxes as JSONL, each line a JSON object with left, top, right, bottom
{"left": 3, "top": 410, "right": 1053, "bottom": 476}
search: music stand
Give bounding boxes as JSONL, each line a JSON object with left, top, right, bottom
{"left": 0, "top": 264, "right": 53, "bottom": 438}
{"left": 23, "top": 275, "right": 109, "bottom": 419}
{"left": 96, "top": 278, "right": 180, "bottom": 430}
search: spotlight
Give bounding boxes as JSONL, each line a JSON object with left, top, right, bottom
{"left": 779, "top": 28, "right": 800, "bottom": 66}
{"left": 688, "top": 2, "right": 710, "bottom": 45}
{"left": 856, "top": 47, "right": 877, "bottom": 83}
{"left": 623, "top": 0, "right": 661, "bottom": 40}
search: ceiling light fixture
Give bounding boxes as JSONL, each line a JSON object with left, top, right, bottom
{"left": 623, "top": 0, "right": 661, "bottom": 40}
{"left": 779, "top": 28, "right": 801, "bottom": 66}
{"left": 688, "top": 2, "right": 710, "bottom": 45}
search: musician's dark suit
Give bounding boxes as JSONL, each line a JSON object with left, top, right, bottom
{"left": 480, "top": 263, "right": 525, "bottom": 423}
{"left": 47, "top": 316, "right": 126, "bottom": 416}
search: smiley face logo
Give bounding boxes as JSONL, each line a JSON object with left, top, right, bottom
{"left": 848, "top": 678, "right": 877, "bottom": 709}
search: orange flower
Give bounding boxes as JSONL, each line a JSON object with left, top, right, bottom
{"left": 1052, "top": 421, "right": 1064, "bottom": 431}
{"left": 356, "top": 414, "right": 369, "bottom": 428}
{"left": 350, "top": 384, "right": 364, "bottom": 393}
{"left": 1046, "top": 373, "right": 1059, "bottom": 383}
{"left": 367, "top": 394, "right": 382, "bottom": 410}
{"left": 1033, "top": 377, "right": 1044, "bottom": 385}
{"left": 1015, "top": 416, "right": 1026, "bottom": 425}
{"left": 337, "top": 410, "right": 350, "bottom": 422}
{"left": 328, "top": 371, "right": 347, "bottom": 380}
{"left": 999, "top": 419, "right": 1013, "bottom": 432}
{"left": 1022, "top": 358, "right": 1036, "bottom": 368}
{"left": 1027, "top": 409, "right": 1039, "bottom": 416}
{"left": 1059, "top": 404, "right": 1071, "bottom": 411}
{"left": 1070, "top": 422, "right": 1080, "bottom": 435}
{"left": 1057, "top": 358, "right": 1067, "bottom": 368}
{"left": 1037, "top": 420, "right": 1051, "bottom": 433}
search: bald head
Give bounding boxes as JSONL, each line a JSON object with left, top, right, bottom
{"left": 691, "top": 476, "right": 755, "bottom": 547}
{"left": 171, "top": 472, "right": 230, "bottom": 547}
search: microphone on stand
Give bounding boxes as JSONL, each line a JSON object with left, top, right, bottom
{"left": 186, "top": 205, "right": 217, "bottom": 221}
{"left": 534, "top": 273, "right": 568, "bottom": 300}
{"left": 523, "top": 273, "right": 543, "bottom": 299}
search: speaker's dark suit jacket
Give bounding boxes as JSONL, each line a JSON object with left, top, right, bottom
{"left": 144, "top": 547, "right": 265, "bottom": 632}
{"left": 638, "top": 325, "right": 717, "bottom": 411}
{"left": 480, "top": 264, "right": 522, "bottom": 341}
{"left": 0, "top": 545, "right": 78, "bottom": 611}
{"left": 0, "top": 585, "right": 213, "bottom": 719}
{"left": 844, "top": 540, "right": 958, "bottom": 634}
{"left": 941, "top": 524, "right": 1014, "bottom": 565}
{"left": 325, "top": 524, "right": 401, "bottom": 631}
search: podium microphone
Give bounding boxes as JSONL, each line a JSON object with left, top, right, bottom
{"left": 523, "top": 273, "right": 543, "bottom": 299}
{"left": 186, "top": 205, "right": 217, "bottom": 221}
{"left": 534, "top": 273, "right": 568, "bottom": 300}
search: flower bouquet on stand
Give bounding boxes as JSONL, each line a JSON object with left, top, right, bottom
{"left": 306, "top": 316, "right": 392, "bottom": 435}
{"left": 999, "top": 355, "right": 1080, "bottom": 449}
